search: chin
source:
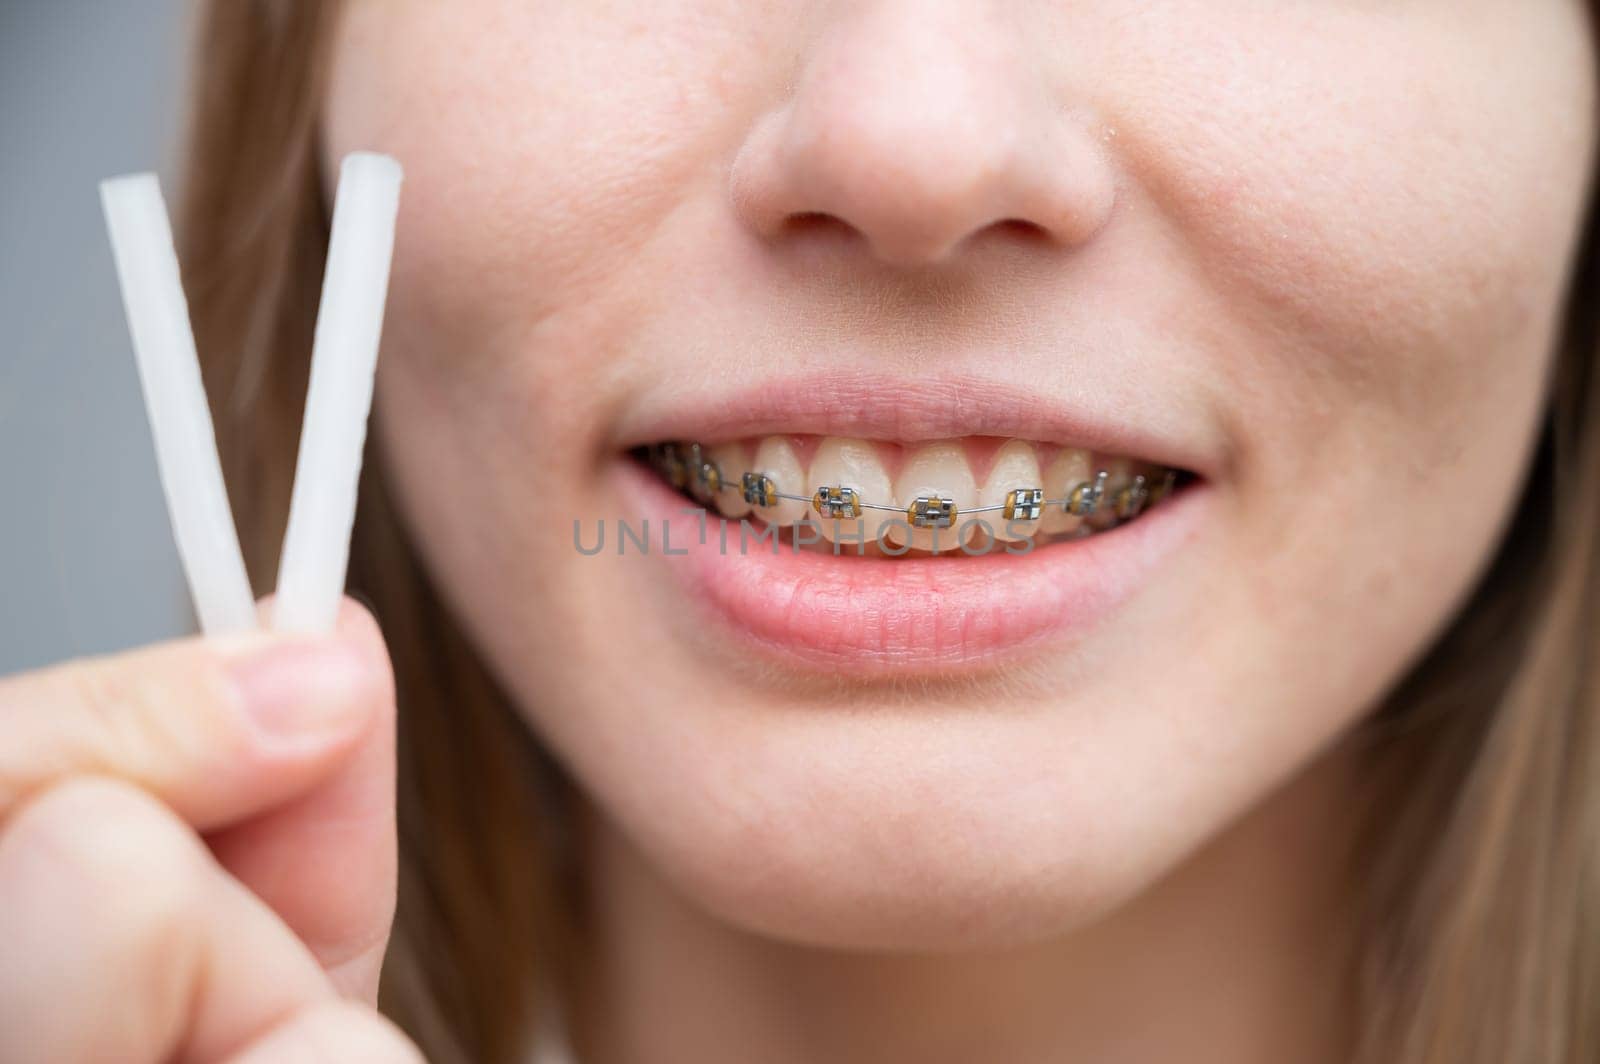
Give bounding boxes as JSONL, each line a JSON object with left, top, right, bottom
{"left": 571, "top": 667, "right": 1241, "bottom": 954}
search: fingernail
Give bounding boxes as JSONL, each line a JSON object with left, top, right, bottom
{"left": 221, "top": 635, "right": 378, "bottom": 747}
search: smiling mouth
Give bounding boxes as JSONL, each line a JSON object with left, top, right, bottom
{"left": 612, "top": 373, "right": 1210, "bottom": 667}
{"left": 633, "top": 434, "right": 1196, "bottom": 558}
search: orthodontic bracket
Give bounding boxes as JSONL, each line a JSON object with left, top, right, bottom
{"left": 907, "top": 495, "right": 959, "bottom": 529}
{"left": 1004, "top": 488, "right": 1045, "bottom": 522}
{"left": 813, "top": 485, "right": 863, "bottom": 519}
{"left": 1066, "top": 470, "right": 1109, "bottom": 517}
{"left": 742, "top": 471, "right": 778, "bottom": 508}
{"left": 1113, "top": 474, "right": 1149, "bottom": 519}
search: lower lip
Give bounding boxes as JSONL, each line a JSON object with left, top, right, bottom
{"left": 618, "top": 459, "right": 1207, "bottom": 674}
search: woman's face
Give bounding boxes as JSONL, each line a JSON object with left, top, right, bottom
{"left": 325, "top": 1, "right": 1595, "bottom": 947}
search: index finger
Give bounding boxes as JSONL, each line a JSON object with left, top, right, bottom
{"left": 0, "top": 595, "right": 387, "bottom": 833}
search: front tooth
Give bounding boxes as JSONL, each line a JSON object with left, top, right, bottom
{"left": 893, "top": 441, "right": 978, "bottom": 553}
{"left": 978, "top": 439, "right": 1043, "bottom": 543}
{"left": 1040, "top": 447, "right": 1092, "bottom": 535}
{"left": 749, "top": 436, "right": 809, "bottom": 527}
{"left": 807, "top": 437, "right": 894, "bottom": 551}
{"left": 707, "top": 442, "right": 751, "bottom": 519}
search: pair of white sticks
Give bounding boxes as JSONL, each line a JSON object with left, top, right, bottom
{"left": 99, "top": 152, "right": 403, "bottom": 637}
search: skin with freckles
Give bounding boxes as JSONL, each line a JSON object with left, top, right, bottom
{"left": 324, "top": 2, "right": 1595, "bottom": 1060}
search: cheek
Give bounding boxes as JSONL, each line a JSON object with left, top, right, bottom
{"left": 321, "top": 0, "right": 807, "bottom": 480}
{"left": 322, "top": 0, "right": 789, "bottom": 347}
{"left": 1114, "top": 4, "right": 1594, "bottom": 487}
{"left": 1083, "top": 4, "right": 1594, "bottom": 743}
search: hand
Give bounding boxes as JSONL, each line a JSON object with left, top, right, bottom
{"left": 0, "top": 595, "right": 422, "bottom": 1062}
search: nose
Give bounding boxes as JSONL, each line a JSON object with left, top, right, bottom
{"left": 730, "top": 2, "right": 1116, "bottom": 269}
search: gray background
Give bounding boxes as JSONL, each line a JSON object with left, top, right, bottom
{"left": 2, "top": 1, "right": 196, "bottom": 675}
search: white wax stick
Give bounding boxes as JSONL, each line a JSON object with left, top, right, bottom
{"left": 100, "top": 174, "right": 258, "bottom": 636}
{"left": 273, "top": 152, "right": 403, "bottom": 633}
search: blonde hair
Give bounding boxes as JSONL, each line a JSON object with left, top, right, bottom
{"left": 172, "top": 4, "right": 1600, "bottom": 1062}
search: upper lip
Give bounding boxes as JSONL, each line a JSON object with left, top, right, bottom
{"left": 611, "top": 369, "right": 1219, "bottom": 479}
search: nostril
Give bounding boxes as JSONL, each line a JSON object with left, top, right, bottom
{"left": 792, "top": 213, "right": 1054, "bottom": 262}
{"left": 987, "top": 218, "right": 1051, "bottom": 245}
{"left": 762, "top": 211, "right": 1064, "bottom": 270}
{"left": 783, "top": 210, "right": 854, "bottom": 238}
{"left": 900, "top": 218, "right": 1056, "bottom": 266}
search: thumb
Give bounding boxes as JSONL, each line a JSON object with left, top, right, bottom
{"left": 206, "top": 593, "right": 399, "bottom": 1004}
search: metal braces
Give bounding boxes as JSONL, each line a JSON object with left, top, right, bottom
{"left": 649, "top": 443, "right": 1179, "bottom": 527}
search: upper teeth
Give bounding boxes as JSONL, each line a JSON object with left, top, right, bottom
{"left": 648, "top": 436, "right": 1178, "bottom": 548}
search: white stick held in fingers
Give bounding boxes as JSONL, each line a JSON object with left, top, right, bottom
{"left": 273, "top": 152, "right": 403, "bottom": 633}
{"left": 100, "top": 174, "right": 258, "bottom": 636}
